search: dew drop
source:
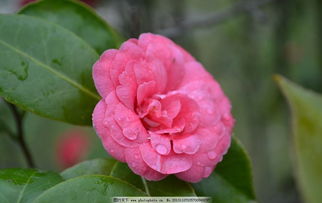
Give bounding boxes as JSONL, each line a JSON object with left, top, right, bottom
{"left": 156, "top": 144, "right": 168, "bottom": 155}
{"left": 123, "top": 128, "right": 138, "bottom": 140}
{"left": 207, "top": 151, "right": 217, "bottom": 160}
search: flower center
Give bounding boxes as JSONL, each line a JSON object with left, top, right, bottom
{"left": 136, "top": 93, "right": 199, "bottom": 135}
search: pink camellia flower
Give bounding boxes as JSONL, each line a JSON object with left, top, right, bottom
{"left": 56, "top": 129, "right": 90, "bottom": 169}
{"left": 92, "top": 33, "right": 234, "bottom": 182}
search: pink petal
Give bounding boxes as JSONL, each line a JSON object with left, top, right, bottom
{"left": 92, "top": 100, "right": 126, "bottom": 162}
{"left": 137, "top": 81, "right": 156, "bottom": 105}
{"left": 143, "top": 167, "right": 167, "bottom": 181}
{"left": 125, "top": 147, "right": 148, "bottom": 175}
{"left": 104, "top": 92, "right": 147, "bottom": 146}
{"left": 116, "top": 85, "right": 135, "bottom": 110}
{"left": 173, "top": 134, "right": 201, "bottom": 155}
{"left": 139, "top": 143, "right": 192, "bottom": 174}
{"left": 116, "top": 61, "right": 137, "bottom": 110}
{"left": 102, "top": 132, "right": 126, "bottom": 162}
{"left": 150, "top": 59, "right": 167, "bottom": 93}
{"left": 125, "top": 147, "right": 167, "bottom": 181}
{"left": 178, "top": 80, "right": 228, "bottom": 127}
{"left": 176, "top": 164, "right": 205, "bottom": 183}
{"left": 113, "top": 105, "right": 148, "bottom": 143}
{"left": 179, "top": 61, "right": 214, "bottom": 88}
{"left": 172, "top": 94, "right": 200, "bottom": 133}
{"left": 150, "top": 133, "right": 171, "bottom": 155}
{"left": 160, "top": 95, "right": 182, "bottom": 119}
{"left": 120, "top": 39, "right": 143, "bottom": 59}
{"left": 92, "top": 50, "right": 117, "bottom": 97}
{"left": 109, "top": 52, "right": 130, "bottom": 88}
{"left": 134, "top": 61, "right": 154, "bottom": 85}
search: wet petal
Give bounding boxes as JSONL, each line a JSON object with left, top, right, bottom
{"left": 104, "top": 91, "right": 148, "bottom": 146}
{"left": 116, "top": 61, "right": 137, "bottom": 110}
{"left": 173, "top": 134, "right": 201, "bottom": 155}
{"left": 160, "top": 95, "right": 182, "bottom": 119}
{"left": 140, "top": 143, "right": 192, "bottom": 174}
{"left": 150, "top": 133, "right": 171, "bottom": 155}
{"left": 176, "top": 164, "right": 204, "bottom": 183}
{"left": 92, "top": 49, "right": 117, "bottom": 97}
{"left": 92, "top": 100, "right": 126, "bottom": 162}
{"left": 125, "top": 147, "right": 148, "bottom": 175}
{"left": 137, "top": 81, "right": 156, "bottom": 105}
{"left": 143, "top": 167, "right": 167, "bottom": 181}
{"left": 124, "top": 147, "right": 167, "bottom": 181}
{"left": 114, "top": 105, "right": 148, "bottom": 143}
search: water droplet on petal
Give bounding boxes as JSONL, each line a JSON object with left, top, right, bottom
{"left": 122, "top": 128, "right": 138, "bottom": 140}
{"left": 203, "top": 167, "right": 213, "bottom": 177}
{"left": 156, "top": 144, "right": 168, "bottom": 155}
{"left": 207, "top": 151, "right": 217, "bottom": 160}
{"left": 197, "top": 161, "right": 202, "bottom": 166}
{"left": 134, "top": 155, "right": 139, "bottom": 159}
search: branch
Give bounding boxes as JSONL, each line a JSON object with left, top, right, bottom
{"left": 157, "top": 0, "right": 278, "bottom": 38}
{"left": 6, "top": 102, "right": 35, "bottom": 168}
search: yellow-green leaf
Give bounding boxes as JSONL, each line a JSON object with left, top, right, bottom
{"left": 276, "top": 75, "right": 322, "bottom": 203}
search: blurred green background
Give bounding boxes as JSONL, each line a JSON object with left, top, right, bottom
{"left": 1, "top": 0, "right": 321, "bottom": 202}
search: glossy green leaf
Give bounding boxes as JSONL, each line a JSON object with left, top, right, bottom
{"left": 61, "top": 158, "right": 117, "bottom": 179}
{"left": 33, "top": 175, "right": 147, "bottom": 202}
{"left": 110, "top": 162, "right": 197, "bottom": 196}
{"left": 276, "top": 75, "right": 322, "bottom": 203}
{"left": 0, "top": 168, "right": 63, "bottom": 203}
{"left": 20, "top": 0, "right": 122, "bottom": 54}
{"left": 61, "top": 158, "right": 196, "bottom": 196}
{"left": 0, "top": 14, "right": 99, "bottom": 125}
{"left": 193, "top": 137, "right": 256, "bottom": 203}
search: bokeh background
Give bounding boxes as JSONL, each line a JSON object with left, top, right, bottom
{"left": 1, "top": 0, "right": 321, "bottom": 202}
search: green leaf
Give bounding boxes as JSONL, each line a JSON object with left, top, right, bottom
{"left": 275, "top": 75, "right": 322, "bottom": 203}
{"left": 20, "top": 0, "right": 123, "bottom": 54}
{"left": 61, "top": 158, "right": 117, "bottom": 180}
{"left": 0, "top": 14, "right": 99, "bottom": 125}
{"left": 0, "top": 168, "right": 63, "bottom": 203}
{"left": 33, "top": 175, "right": 147, "bottom": 202}
{"left": 61, "top": 158, "right": 196, "bottom": 196}
{"left": 193, "top": 137, "right": 256, "bottom": 203}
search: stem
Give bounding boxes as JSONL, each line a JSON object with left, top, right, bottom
{"left": 6, "top": 102, "right": 35, "bottom": 168}
{"left": 141, "top": 176, "right": 151, "bottom": 196}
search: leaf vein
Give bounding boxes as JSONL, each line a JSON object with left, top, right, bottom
{"left": 0, "top": 39, "right": 100, "bottom": 100}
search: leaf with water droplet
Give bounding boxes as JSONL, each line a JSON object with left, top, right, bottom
{"left": 0, "top": 14, "right": 99, "bottom": 125}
